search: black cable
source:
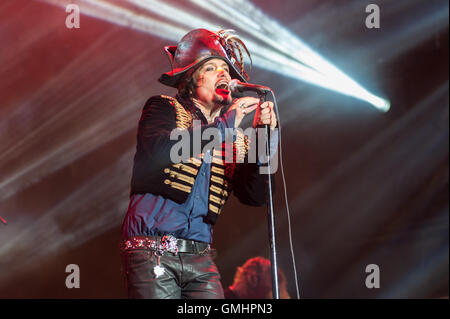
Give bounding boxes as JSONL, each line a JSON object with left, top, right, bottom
{"left": 270, "top": 90, "right": 301, "bottom": 299}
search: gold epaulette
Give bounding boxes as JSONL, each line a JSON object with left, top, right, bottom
{"left": 160, "top": 95, "right": 193, "bottom": 129}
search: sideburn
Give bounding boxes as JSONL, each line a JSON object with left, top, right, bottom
{"left": 178, "top": 69, "right": 198, "bottom": 100}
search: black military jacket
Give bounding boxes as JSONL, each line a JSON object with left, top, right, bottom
{"left": 130, "top": 95, "right": 269, "bottom": 225}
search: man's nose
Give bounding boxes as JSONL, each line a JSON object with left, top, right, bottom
{"left": 217, "top": 67, "right": 230, "bottom": 79}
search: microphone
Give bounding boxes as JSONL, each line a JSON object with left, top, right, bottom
{"left": 228, "top": 79, "right": 272, "bottom": 95}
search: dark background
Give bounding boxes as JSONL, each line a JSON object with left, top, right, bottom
{"left": 0, "top": 0, "right": 448, "bottom": 298}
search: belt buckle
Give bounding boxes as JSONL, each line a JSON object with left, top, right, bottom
{"left": 158, "top": 235, "right": 178, "bottom": 255}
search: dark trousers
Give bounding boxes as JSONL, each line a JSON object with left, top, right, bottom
{"left": 121, "top": 249, "right": 224, "bottom": 299}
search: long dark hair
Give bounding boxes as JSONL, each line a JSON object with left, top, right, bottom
{"left": 177, "top": 68, "right": 197, "bottom": 100}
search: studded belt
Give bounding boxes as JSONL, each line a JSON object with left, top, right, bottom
{"left": 120, "top": 235, "right": 211, "bottom": 255}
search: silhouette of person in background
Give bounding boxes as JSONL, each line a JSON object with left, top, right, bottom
{"left": 224, "top": 256, "right": 291, "bottom": 299}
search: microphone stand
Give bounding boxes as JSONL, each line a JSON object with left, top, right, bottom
{"left": 258, "top": 92, "right": 279, "bottom": 299}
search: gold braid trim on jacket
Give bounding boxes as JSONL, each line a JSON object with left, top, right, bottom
{"left": 161, "top": 95, "right": 193, "bottom": 129}
{"left": 159, "top": 95, "right": 250, "bottom": 224}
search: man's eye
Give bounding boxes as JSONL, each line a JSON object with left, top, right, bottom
{"left": 205, "top": 67, "right": 214, "bottom": 71}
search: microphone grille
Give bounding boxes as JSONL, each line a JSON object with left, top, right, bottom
{"left": 228, "top": 79, "right": 240, "bottom": 93}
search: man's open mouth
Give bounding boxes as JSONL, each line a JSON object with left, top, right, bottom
{"left": 215, "top": 82, "right": 230, "bottom": 95}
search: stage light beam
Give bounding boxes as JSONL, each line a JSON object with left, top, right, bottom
{"left": 41, "top": 0, "right": 390, "bottom": 111}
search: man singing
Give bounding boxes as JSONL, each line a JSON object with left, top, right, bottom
{"left": 120, "top": 29, "right": 278, "bottom": 299}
